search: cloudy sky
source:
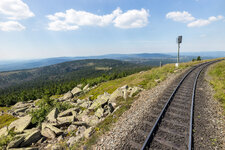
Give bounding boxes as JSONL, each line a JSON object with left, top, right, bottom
{"left": 0, "top": 0, "right": 224, "bottom": 60}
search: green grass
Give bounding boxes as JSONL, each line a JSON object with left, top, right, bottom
{"left": 79, "top": 60, "right": 211, "bottom": 100}
{"left": 0, "top": 114, "right": 17, "bottom": 129}
{"left": 208, "top": 60, "right": 225, "bottom": 111}
{"left": 0, "top": 107, "right": 17, "bottom": 129}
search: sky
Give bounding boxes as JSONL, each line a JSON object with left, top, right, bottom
{"left": 0, "top": 0, "right": 224, "bottom": 60}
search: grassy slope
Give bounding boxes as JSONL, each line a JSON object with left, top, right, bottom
{"left": 79, "top": 59, "right": 212, "bottom": 100}
{"left": 208, "top": 60, "right": 225, "bottom": 111}
{"left": 0, "top": 107, "right": 17, "bottom": 129}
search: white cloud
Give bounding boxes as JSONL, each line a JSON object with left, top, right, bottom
{"left": 113, "top": 8, "right": 149, "bottom": 29}
{"left": 0, "top": 0, "right": 34, "bottom": 20}
{"left": 166, "top": 11, "right": 224, "bottom": 28}
{"left": 166, "top": 11, "right": 195, "bottom": 23}
{"left": 0, "top": 21, "right": 25, "bottom": 31}
{"left": 187, "top": 15, "right": 224, "bottom": 27}
{"left": 47, "top": 8, "right": 149, "bottom": 31}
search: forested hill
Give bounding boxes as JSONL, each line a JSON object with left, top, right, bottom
{"left": 0, "top": 59, "right": 150, "bottom": 106}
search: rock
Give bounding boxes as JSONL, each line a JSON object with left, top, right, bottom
{"left": 123, "top": 90, "right": 128, "bottom": 100}
{"left": 83, "top": 127, "right": 94, "bottom": 138}
{"left": 14, "top": 107, "right": 28, "bottom": 114}
{"left": 7, "top": 136, "right": 25, "bottom": 148}
{"left": 57, "top": 135, "right": 63, "bottom": 142}
{"left": 109, "top": 89, "right": 124, "bottom": 103}
{"left": 76, "top": 99, "right": 83, "bottom": 104}
{"left": 87, "top": 116, "right": 99, "bottom": 126}
{"left": 108, "top": 103, "right": 114, "bottom": 113}
{"left": 57, "top": 116, "right": 76, "bottom": 124}
{"left": 52, "top": 144, "right": 63, "bottom": 150}
{"left": 0, "top": 126, "right": 8, "bottom": 137}
{"left": 8, "top": 115, "right": 31, "bottom": 133}
{"left": 9, "top": 147, "right": 39, "bottom": 150}
{"left": 76, "top": 126, "right": 86, "bottom": 136}
{"left": 67, "top": 125, "right": 77, "bottom": 133}
{"left": 46, "top": 108, "right": 59, "bottom": 123}
{"left": 71, "top": 87, "right": 82, "bottom": 96}
{"left": 72, "top": 121, "right": 88, "bottom": 127}
{"left": 41, "top": 127, "right": 56, "bottom": 139}
{"left": 83, "top": 84, "right": 89, "bottom": 91}
{"left": 97, "top": 92, "right": 110, "bottom": 101}
{"left": 89, "top": 93, "right": 110, "bottom": 110}
{"left": 129, "top": 86, "right": 142, "bottom": 97}
{"left": 20, "top": 129, "right": 42, "bottom": 147}
{"left": 62, "top": 91, "right": 73, "bottom": 100}
{"left": 80, "top": 100, "right": 92, "bottom": 108}
{"left": 77, "top": 84, "right": 83, "bottom": 88}
{"left": 121, "top": 85, "right": 128, "bottom": 90}
{"left": 67, "top": 135, "right": 83, "bottom": 147}
{"left": 95, "top": 107, "right": 104, "bottom": 118}
{"left": 12, "top": 102, "right": 31, "bottom": 109}
{"left": 42, "top": 123, "right": 63, "bottom": 135}
{"left": 58, "top": 108, "right": 78, "bottom": 117}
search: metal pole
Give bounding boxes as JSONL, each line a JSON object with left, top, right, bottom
{"left": 177, "top": 43, "right": 180, "bottom": 66}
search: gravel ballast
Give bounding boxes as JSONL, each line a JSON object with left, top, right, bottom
{"left": 193, "top": 63, "right": 225, "bottom": 149}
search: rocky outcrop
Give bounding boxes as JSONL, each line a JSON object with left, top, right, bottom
{"left": 0, "top": 126, "right": 8, "bottom": 137}
{"left": 8, "top": 115, "right": 32, "bottom": 133}
{"left": 46, "top": 108, "right": 59, "bottom": 123}
{"left": 71, "top": 87, "right": 82, "bottom": 96}
{"left": 2, "top": 84, "right": 142, "bottom": 149}
{"left": 41, "top": 127, "right": 56, "bottom": 139}
{"left": 61, "top": 91, "right": 73, "bottom": 101}
{"left": 20, "top": 129, "right": 42, "bottom": 147}
{"left": 89, "top": 92, "right": 110, "bottom": 110}
{"left": 7, "top": 136, "right": 25, "bottom": 149}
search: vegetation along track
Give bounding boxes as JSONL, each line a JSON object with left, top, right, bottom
{"left": 123, "top": 60, "right": 221, "bottom": 150}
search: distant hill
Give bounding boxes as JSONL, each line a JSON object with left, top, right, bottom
{"left": 0, "top": 59, "right": 150, "bottom": 105}
{"left": 0, "top": 53, "right": 170, "bottom": 72}
{"left": 1, "top": 51, "right": 224, "bottom": 72}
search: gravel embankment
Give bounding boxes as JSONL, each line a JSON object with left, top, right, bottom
{"left": 95, "top": 68, "right": 188, "bottom": 149}
{"left": 194, "top": 63, "right": 225, "bottom": 149}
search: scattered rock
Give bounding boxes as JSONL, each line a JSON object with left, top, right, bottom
{"left": 20, "top": 129, "right": 42, "bottom": 147}
{"left": 57, "top": 116, "right": 76, "bottom": 124}
{"left": 67, "top": 136, "right": 82, "bottom": 147}
{"left": 95, "top": 107, "right": 104, "bottom": 118}
{"left": 87, "top": 116, "right": 100, "bottom": 126}
{"left": 8, "top": 115, "right": 31, "bottom": 133}
{"left": 0, "top": 126, "right": 8, "bottom": 137}
{"left": 9, "top": 147, "right": 39, "bottom": 150}
{"left": 42, "top": 123, "right": 63, "bottom": 136}
{"left": 80, "top": 100, "right": 92, "bottom": 108}
{"left": 7, "top": 136, "right": 25, "bottom": 149}
{"left": 58, "top": 108, "right": 78, "bottom": 118}
{"left": 62, "top": 91, "right": 73, "bottom": 100}
{"left": 129, "top": 86, "right": 142, "bottom": 97}
{"left": 83, "top": 84, "right": 89, "bottom": 91}
{"left": 41, "top": 127, "right": 56, "bottom": 139}
{"left": 89, "top": 93, "right": 109, "bottom": 110}
{"left": 46, "top": 108, "right": 59, "bottom": 123}
{"left": 83, "top": 127, "right": 94, "bottom": 138}
{"left": 67, "top": 124, "right": 77, "bottom": 133}
{"left": 52, "top": 144, "right": 63, "bottom": 150}
{"left": 71, "top": 87, "right": 82, "bottom": 96}
{"left": 77, "top": 84, "right": 83, "bottom": 88}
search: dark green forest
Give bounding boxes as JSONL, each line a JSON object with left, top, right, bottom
{"left": 0, "top": 59, "right": 150, "bottom": 106}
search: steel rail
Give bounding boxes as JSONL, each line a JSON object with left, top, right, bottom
{"left": 188, "top": 60, "right": 220, "bottom": 150}
{"left": 141, "top": 61, "right": 218, "bottom": 150}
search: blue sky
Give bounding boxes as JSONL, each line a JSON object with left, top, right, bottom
{"left": 0, "top": 0, "right": 224, "bottom": 60}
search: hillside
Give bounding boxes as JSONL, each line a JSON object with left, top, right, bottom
{"left": 0, "top": 58, "right": 223, "bottom": 150}
{"left": 0, "top": 59, "right": 150, "bottom": 106}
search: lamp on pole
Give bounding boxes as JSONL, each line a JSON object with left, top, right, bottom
{"left": 176, "top": 35, "right": 182, "bottom": 67}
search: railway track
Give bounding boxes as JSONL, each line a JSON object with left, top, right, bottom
{"left": 123, "top": 60, "right": 220, "bottom": 150}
